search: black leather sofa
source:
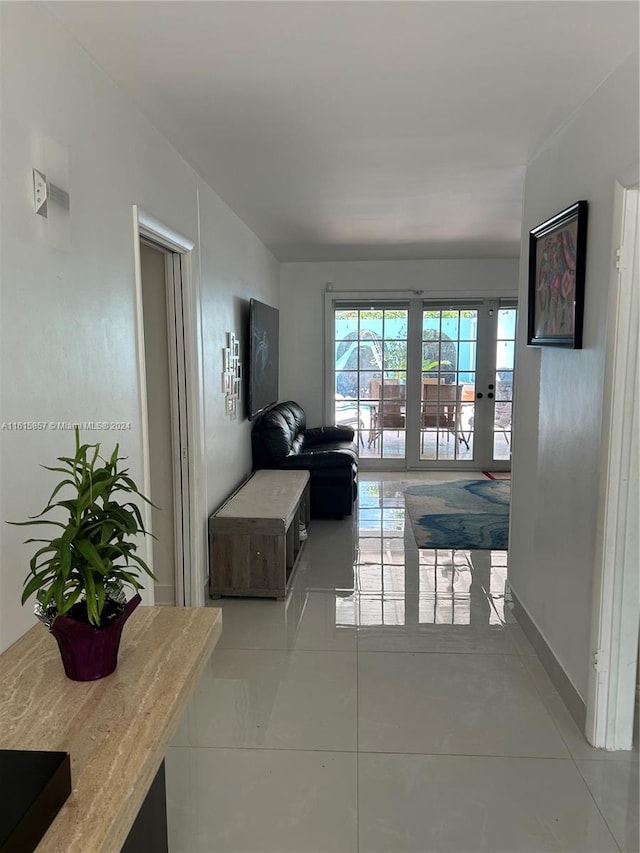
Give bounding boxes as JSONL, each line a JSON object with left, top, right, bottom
{"left": 251, "top": 401, "right": 358, "bottom": 518}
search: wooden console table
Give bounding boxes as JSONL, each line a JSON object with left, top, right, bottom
{"left": 0, "top": 606, "right": 222, "bottom": 852}
{"left": 209, "top": 469, "right": 310, "bottom": 599}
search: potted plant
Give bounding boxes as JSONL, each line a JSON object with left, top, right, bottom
{"left": 10, "top": 429, "right": 156, "bottom": 681}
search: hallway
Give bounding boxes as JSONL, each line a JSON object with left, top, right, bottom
{"left": 167, "top": 473, "right": 638, "bottom": 852}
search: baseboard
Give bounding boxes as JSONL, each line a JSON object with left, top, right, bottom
{"left": 510, "top": 589, "right": 586, "bottom": 732}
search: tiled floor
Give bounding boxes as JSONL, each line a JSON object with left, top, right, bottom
{"left": 167, "top": 473, "right": 639, "bottom": 853}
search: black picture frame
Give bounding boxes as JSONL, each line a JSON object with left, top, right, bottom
{"left": 527, "top": 200, "right": 588, "bottom": 348}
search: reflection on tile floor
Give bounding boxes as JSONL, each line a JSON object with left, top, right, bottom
{"left": 168, "top": 473, "right": 638, "bottom": 853}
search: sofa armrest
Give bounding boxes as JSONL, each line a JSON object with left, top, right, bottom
{"left": 279, "top": 450, "right": 355, "bottom": 471}
{"left": 304, "top": 425, "right": 355, "bottom": 444}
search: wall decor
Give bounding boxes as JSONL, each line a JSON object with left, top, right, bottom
{"left": 222, "top": 333, "right": 242, "bottom": 417}
{"left": 527, "top": 200, "right": 588, "bottom": 348}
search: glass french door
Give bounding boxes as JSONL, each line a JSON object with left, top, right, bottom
{"left": 331, "top": 299, "right": 516, "bottom": 469}
{"left": 493, "top": 306, "right": 516, "bottom": 464}
{"left": 334, "top": 304, "right": 409, "bottom": 460}
{"left": 418, "top": 301, "right": 516, "bottom": 469}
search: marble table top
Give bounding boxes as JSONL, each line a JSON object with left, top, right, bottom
{"left": 0, "top": 605, "right": 222, "bottom": 852}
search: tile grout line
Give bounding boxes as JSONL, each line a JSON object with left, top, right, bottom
{"left": 169, "top": 742, "right": 614, "bottom": 761}
{"left": 571, "top": 761, "right": 625, "bottom": 853}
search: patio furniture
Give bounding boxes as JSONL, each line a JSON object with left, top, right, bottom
{"left": 494, "top": 401, "right": 512, "bottom": 444}
{"left": 421, "top": 383, "right": 466, "bottom": 449}
{"left": 367, "top": 379, "right": 405, "bottom": 448}
{"left": 334, "top": 397, "right": 365, "bottom": 447}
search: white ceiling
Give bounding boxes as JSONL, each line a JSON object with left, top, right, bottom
{"left": 44, "top": 1, "right": 638, "bottom": 262}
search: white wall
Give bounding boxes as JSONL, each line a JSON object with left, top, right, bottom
{"left": 280, "top": 259, "right": 518, "bottom": 425}
{"left": 198, "top": 189, "right": 280, "bottom": 510}
{"left": 0, "top": 3, "right": 279, "bottom": 650}
{"left": 509, "top": 50, "right": 639, "bottom": 701}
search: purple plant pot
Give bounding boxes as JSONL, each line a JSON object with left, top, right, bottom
{"left": 49, "top": 594, "right": 141, "bottom": 681}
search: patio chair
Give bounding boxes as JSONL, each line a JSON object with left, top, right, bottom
{"left": 421, "top": 383, "right": 465, "bottom": 449}
{"left": 335, "top": 397, "right": 365, "bottom": 447}
{"left": 367, "top": 379, "right": 405, "bottom": 448}
{"left": 494, "top": 401, "right": 512, "bottom": 444}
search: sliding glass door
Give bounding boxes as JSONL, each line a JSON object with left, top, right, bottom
{"left": 331, "top": 299, "right": 516, "bottom": 469}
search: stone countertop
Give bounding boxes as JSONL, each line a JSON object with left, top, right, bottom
{"left": 0, "top": 605, "right": 222, "bottom": 852}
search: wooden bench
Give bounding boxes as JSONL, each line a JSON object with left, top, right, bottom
{"left": 209, "top": 469, "right": 310, "bottom": 599}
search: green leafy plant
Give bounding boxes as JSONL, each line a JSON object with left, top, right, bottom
{"left": 10, "top": 429, "right": 156, "bottom": 627}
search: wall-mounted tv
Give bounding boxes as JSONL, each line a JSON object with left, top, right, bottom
{"left": 248, "top": 298, "right": 279, "bottom": 420}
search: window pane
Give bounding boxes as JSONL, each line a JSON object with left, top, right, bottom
{"left": 498, "top": 308, "right": 516, "bottom": 339}
{"left": 459, "top": 312, "right": 478, "bottom": 340}
{"left": 336, "top": 371, "right": 358, "bottom": 397}
{"left": 381, "top": 380, "right": 406, "bottom": 401}
{"left": 359, "top": 339, "right": 383, "bottom": 370}
{"left": 359, "top": 310, "right": 383, "bottom": 338}
{"left": 384, "top": 340, "right": 407, "bottom": 374}
{"left": 361, "top": 372, "right": 381, "bottom": 399}
{"left": 335, "top": 339, "right": 359, "bottom": 371}
{"left": 441, "top": 312, "right": 459, "bottom": 339}
{"left": 496, "top": 375, "right": 513, "bottom": 401}
{"left": 335, "top": 310, "right": 358, "bottom": 339}
{"left": 496, "top": 340, "right": 515, "bottom": 370}
{"left": 494, "top": 402, "right": 512, "bottom": 429}
{"left": 383, "top": 310, "right": 408, "bottom": 340}
{"left": 423, "top": 311, "right": 441, "bottom": 336}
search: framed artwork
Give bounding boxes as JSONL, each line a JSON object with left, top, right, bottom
{"left": 527, "top": 200, "right": 588, "bottom": 348}
{"left": 222, "top": 333, "right": 242, "bottom": 418}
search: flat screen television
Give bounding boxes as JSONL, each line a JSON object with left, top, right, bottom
{"left": 248, "top": 298, "right": 279, "bottom": 420}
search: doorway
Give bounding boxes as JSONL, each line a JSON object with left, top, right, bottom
{"left": 418, "top": 302, "right": 516, "bottom": 469}
{"left": 586, "top": 183, "right": 639, "bottom": 749}
{"left": 140, "top": 241, "right": 183, "bottom": 605}
{"left": 133, "top": 206, "right": 203, "bottom": 608}
{"left": 331, "top": 299, "right": 516, "bottom": 470}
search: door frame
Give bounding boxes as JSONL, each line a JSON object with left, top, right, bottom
{"left": 413, "top": 298, "right": 495, "bottom": 471}
{"left": 324, "top": 291, "right": 413, "bottom": 471}
{"left": 586, "top": 183, "right": 639, "bottom": 749}
{"left": 132, "top": 205, "right": 206, "bottom": 607}
{"left": 324, "top": 290, "right": 517, "bottom": 471}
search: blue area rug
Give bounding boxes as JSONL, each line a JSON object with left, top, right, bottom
{"left": 404, "top": 480, "right": 510, "bottom": 550}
